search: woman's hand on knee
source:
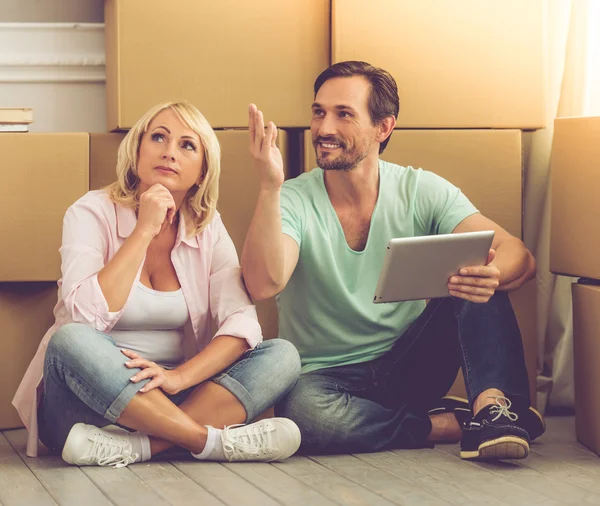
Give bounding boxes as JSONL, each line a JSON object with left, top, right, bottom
{"left": 122, "top": 349, "right": 183, "bottom": 395}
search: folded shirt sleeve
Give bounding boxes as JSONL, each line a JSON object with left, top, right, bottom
{"left": 59, "top": 198, "right": 122, "bottom": 331}
{"left": 209, "top": 218, "right": 263, "bottom": 348}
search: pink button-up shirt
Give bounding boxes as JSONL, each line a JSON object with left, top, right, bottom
{"left": 12, "top": 190, "right": 262, "bottom": 457}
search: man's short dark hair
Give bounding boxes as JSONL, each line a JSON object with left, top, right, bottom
{"left": 314, "top": 61, "right": 399, "bottom": 154}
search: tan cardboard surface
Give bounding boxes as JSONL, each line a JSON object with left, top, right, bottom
{"left": 0, "top": 134, "right": 89, "bottom": 281}
{"left": 218, "top": 130, "right": 292, "bottom": 340}
{"left": 304, "top": 129, "right": 523, "bottom": 238}
{"left": 572, "top": 282, "right": 600, "bottom": 455}
{"left": 332, "top": 0, "right": 546, "bottom": 128}
{"left": 0, "top": 283, "right": 57, "bottom": 429}
{"left": 90, "top": 133, "right": 127, "bottom": 190}
{"left": 105, "top": 0, "right": 330, "bottom": 130}
{"left": 550, "top": 117, "right": 600, "bottom": 279}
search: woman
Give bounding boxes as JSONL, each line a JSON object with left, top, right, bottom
{"left": 12, "top": 101, "right": 302, "bottom": 467}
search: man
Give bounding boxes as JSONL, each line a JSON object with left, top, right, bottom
{"left": 242, "top": 61, "right": 544, "bottom": 459}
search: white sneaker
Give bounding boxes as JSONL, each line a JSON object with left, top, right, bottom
{"left": 220, "top": 417, "right": 301, "bottom": 462}
{"left": 62, "top": 423, "right": 139, "bottom": 468}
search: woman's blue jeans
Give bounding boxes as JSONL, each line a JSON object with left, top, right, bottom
{"left": 39, "top": 322, "right": 301, "bottom": 451}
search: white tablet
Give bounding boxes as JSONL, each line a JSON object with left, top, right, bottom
{"left": 373, "top": 230, "right": 495, "bottom": 303}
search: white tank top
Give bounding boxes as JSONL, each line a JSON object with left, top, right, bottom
{"left": 110, "top": 282, "right": 189, "bottom": 368}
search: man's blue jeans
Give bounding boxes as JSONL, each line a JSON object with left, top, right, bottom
{"left": 39, "top": 323, "right": 301, "bottom": 452}
{"left": 276, "top": 292, "right": 530, "bottom": 454}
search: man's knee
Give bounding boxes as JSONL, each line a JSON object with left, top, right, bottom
{"left": 277, "top": 375, "right": 348, "bottom": 450}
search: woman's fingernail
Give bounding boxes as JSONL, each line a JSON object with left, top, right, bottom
{"left": 130, "top": 376, "right": 137, "bottom": 382}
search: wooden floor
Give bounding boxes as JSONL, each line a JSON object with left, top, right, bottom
{"left": 0, "top": 416, "right": 598, "bottom": 506}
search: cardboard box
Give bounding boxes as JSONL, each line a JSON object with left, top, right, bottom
{"left": 90, "top": 133, "right": 127, "bottom": 190}
{"left": 304, "top": 129, "right": 523, "bottom": 238}
{"left": 0, "top": 283, "right": 57, "bottom": 429}
{"left": 0, "top": 134, "right": 89, "bottom": 281}
{"left": 105, "top": 0, "right": 330, "bottom": 130}
{"left": 304, "top": 129, "right": 534, "bottom": 404}
{"left": 218, "top": 130, "right": 294, "bottom": 340}
{"left": 90, "top": 128, "right": 299, "bottom": 340}
{"left": 572, "top": 282, "right": 600, "bottom": 455}
{"left": 332, "top": 0, "right": 546, "bottom": 128}
{"left": 550, "top": 117, "right": 600, "bottom": 279}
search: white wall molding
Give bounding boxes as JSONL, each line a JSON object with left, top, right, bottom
{"left": 0, "top": 23, "right": 105, "bottom": 83}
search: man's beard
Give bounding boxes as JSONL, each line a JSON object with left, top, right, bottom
{"left": 313, "top": 136, "right": 369, "bottom": 172}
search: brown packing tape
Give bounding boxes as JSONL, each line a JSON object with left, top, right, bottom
{"left": 0, "top": 283, "right": 57, "bottom": 429}
{"left": 0, "top": 133, "right": 89, "bottom": 282}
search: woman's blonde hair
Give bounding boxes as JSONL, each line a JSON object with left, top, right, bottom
{"left": 107, "top": 101, "right": 221, "bottom": 236}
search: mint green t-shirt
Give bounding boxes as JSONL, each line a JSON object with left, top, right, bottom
{"left": 278, "top": 160, "right": 479, "bottom": 373}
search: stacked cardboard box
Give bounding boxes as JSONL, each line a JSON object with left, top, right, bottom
{"left": 550, "top": 117, "right": 600, "bottom": 454}
{"left": 332, "top": 0, "right": 546, "bottom": 129}
{"left": 305, "top": 129, "right": 535, "bottom": 402}
{"left": 325, "top": 0, "right": 547, "bottom": 404}
{"left": 550, "top": 118, "right": 600, "bottom": 279}
{"left": 0, "top": 134, "right": 89, "bottom": 427}
{"left": 104, "top": 0, "right": 330, "bottom": 130}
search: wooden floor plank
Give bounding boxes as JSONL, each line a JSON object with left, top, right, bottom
{"left": 532, "top": 441, "right": 600, "bottom": 470}
{"left": 0, "top": 432, "right": 57, "bottom": 506}
{"left": 358, "top": 448, "right": 518, "bottom": 506}
{"left": 128, "top": 461, "right": 225, "bottom": 506}
{"left": 224, "top": 460, "right": 338, "bottom": 506}
{"left": 437, "top": 444, "right": 595, "bottom": 505}
{"left": 1, "top": 416, "right": 597, "bottom": 506}
{"left": 428, "top": 446, "right": 562, "bottom": 506}
{"left": 172, "top": 460, "right": 281, "bottom": 506}
{"left": 540, "top": 417, "right": 578, "bottom": 444}
{"left": 81, "top": 465, "right": 170, "bottom": 506}
{"left": 272, "top": 455, "right": 396, "bottom": 506}
{"left": 525, "top": 445, "right": 600, "bottom": 497}
{"left": 310, "top": 453, "right": 452, "bottom": 506}
{"left": 3, "top": 429, "right": 112, "bottom": 506}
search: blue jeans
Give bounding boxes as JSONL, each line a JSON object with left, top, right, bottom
{"left": 276, "top": 292, "right": 530, "bottom": 454}
{"left": 39, "top": 323, "right": 301, "bottom": 451}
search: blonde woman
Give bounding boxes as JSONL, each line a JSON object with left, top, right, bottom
{"left": 12, "top": 101, "right": 301, "bottom": 467}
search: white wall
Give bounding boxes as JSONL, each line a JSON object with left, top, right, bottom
{"left": 0, "top": 1, "right": 105, "bottom": 132}
{"left": 0, "top": 22, "right": 106, "bottom": 132}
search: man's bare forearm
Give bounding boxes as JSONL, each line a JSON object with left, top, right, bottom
{"left": 242, "top": 188, "right": 285, "bottom": 300}
{"left": 494, "top": 238, "right": 536, "bottom": 291}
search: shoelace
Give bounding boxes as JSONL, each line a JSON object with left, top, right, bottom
{"left": 88, "top": 432, "right": 139, "bottom": 468}
{"left": 488, "top": 396, "right": 519, "bottom": 422}
{"left": 221, "top": 422, "right": 276, "bottom": 462}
